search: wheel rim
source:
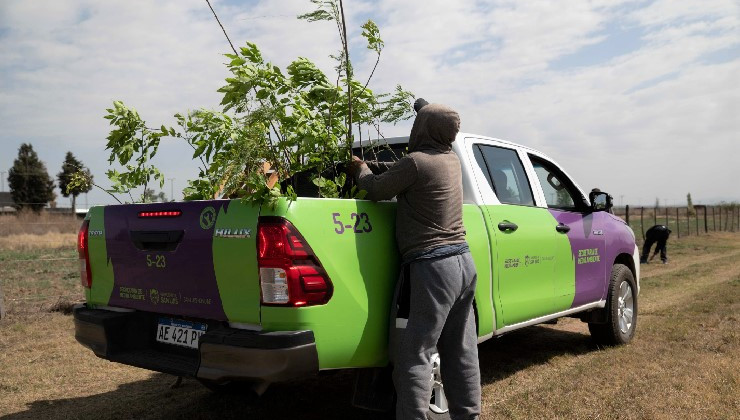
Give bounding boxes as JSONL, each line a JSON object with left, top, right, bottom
{"left": 617, "top": 280, "right": 634, "bottom": 334}
{"left": 429, "top": 353, "right": 449, "bottom": 414}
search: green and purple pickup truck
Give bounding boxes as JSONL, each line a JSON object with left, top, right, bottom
{"left": 73, "top": 134, "right": 639, "bottom": 412}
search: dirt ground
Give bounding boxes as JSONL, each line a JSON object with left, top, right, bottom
{"left": 0, "top": 232, "right": 737, "bottom": 419}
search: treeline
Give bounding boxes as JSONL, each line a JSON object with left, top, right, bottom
{"left": 4, "top": 144, "right": 173, "bottom": 212}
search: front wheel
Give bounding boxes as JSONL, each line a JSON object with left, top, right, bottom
{"left": 589, "top": 263, "right": 638, "bottom": 345}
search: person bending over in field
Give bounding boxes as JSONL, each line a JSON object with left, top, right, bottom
{"left": 641, "top": 224, "right": 671, "bottom": 264}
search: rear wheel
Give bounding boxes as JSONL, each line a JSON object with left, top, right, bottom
{"left": 429, "top": 353, "right": 449, "bottom": 415}
{"left": 588, "top": 263, "right": 637, "bottom": 345}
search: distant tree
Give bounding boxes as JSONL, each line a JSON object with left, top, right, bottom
{"left": 687, "top": 192, "right": 695, "bottom": 216}
{"left": 8, "top": 143, "right": 55, "bottom": 212}
{"left": 142, "top": 189, "right": 167, "bottom": 203}
{"left": 57, "top": 152, "right": 93, "bottom": 214}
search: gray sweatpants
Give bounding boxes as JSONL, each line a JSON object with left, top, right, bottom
{"left": 390, "top": 252, "right": 481, "bottom": 420}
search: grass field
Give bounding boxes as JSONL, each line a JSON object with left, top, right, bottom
{"left": 0, "top": 232, "right": 738, "bottom": 419}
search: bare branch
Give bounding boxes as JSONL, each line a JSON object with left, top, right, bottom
{"left": 205, "top": 0, "right": 238, "bottom": 56}
{"left": 339, "top": 0, "right": 352, "bottom": 159}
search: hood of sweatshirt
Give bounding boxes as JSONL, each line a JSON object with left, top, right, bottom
{"left": 407, "top": 103, "right": 461, "bottom": 153}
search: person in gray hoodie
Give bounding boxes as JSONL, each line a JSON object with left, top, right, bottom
{"left": 348, "top": 100, "right": 480, "bottom": 420}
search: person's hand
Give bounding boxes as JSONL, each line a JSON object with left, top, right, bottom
{"left": 347, "top": 155, "right": 366, "bottom": 177}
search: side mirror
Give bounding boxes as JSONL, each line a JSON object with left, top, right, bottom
{"left": 589, "top": 191, "right": 613, "bottom": 212}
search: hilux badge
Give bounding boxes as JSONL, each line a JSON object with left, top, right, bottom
{"left": 214, "top": 228, "right": 251, "bottom": 239}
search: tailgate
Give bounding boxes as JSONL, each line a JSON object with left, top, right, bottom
{"left": 86, "top": 200, "right": 261, "bottom": 324}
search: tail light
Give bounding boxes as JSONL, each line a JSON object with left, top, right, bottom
{"left": 78, "top": 220, "right": 92, "bottom": 288}
{"left": 257, "top": 217, "right": 332, "bottom": 307}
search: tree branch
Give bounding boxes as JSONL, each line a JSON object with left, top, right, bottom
{"left": 338, "top": 0, "right": 353, "bottom": 159}
{"left": 205, "top": 0, "right": 238, "bottom": 56}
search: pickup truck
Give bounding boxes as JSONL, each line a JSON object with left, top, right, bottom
{"left": 73, "top": 133, "right": 639, "bottom": 413}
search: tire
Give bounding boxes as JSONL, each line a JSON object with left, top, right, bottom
{"left": 428, "top": 353, "right": 449, "bottom": 416}
{"left": 588, "top": 263, "right": 638, "bottom": 345}
{"left": 357, "top": 353, "right": 450, "bottom": 419}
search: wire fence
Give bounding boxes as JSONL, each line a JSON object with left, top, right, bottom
{"left": 612, "top": 204, "right": 740, "bottom": 240}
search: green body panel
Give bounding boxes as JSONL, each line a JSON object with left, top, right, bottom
{"left": 260, "top": 198, "right": 400, "bottom": 368}
{"left": 550, "top": 223, "right": 577, "bottom": 313}
{"left": 86, "top": 206, "right": 115, "bottom": 305}
{"left": 212, "top": 201, "right": 261, "bottom": 324}
{"left": 260, "top": 198, "right": 494, "bottom": 369}
{"left": 462, "top": 205, "right": 494, "bottom": 338}
{"left": 480, "top": 204, "right": 575, "bottom": 326}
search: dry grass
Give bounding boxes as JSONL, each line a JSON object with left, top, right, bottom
{"left": 0, "top": 247, "right": 81, "bottom": 317}
{"left": 478, "top": 234, "right": 740, "bottom": 419}
{"left": 0, "top": 211, "right": 82, "bottom": 237}
{"left": 0, "top": 232, "right": 77, "bottom": 250}
{"left": 0, "top": 233, "right": 738, "bottom": 419}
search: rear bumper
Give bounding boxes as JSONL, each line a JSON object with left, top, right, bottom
{"left": 73, "top": 304, "right": 318, "bottom": 384}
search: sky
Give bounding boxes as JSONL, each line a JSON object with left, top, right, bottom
{"left": 0, "top": 0, "right": 738, "bottom": 208}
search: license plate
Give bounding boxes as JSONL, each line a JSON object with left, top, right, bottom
{"left": 156, "top": 318, "right": 207, "bottom": 349}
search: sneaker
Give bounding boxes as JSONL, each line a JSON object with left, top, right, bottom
{"left": 662, "top": 260, "right": 668, "bottom": 265}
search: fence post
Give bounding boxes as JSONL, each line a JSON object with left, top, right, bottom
{"left": 665, "top": 206, "right": 669, "bottom": 227}
{"left": 640, "top": 207, "right": 645, "bottom": 240}
{"left": 676, "top": 207, "right": 680, "bottom": 238}
{"left": 712, "top": 206, "right": 716, "bottom": 231}
{"left": 625, "top": 205, "right": 630, "bottom": 226}
{"left": 730, "top": 207, "right": 733, "bottom": 232}
{"left": 696, "top": 207, "right": 699, "bottom": 235}
{"left": 704, "top": 206, "right": 708, "bottom": 233}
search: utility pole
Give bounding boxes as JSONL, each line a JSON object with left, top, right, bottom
{"left": 168, "top": 178, "right": 175, "bottom": 202}
{"left": 0, "top": 171, "right": 5, "bottom": 192}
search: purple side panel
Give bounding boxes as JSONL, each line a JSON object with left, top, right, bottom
{"left": 602, "top": 212, "right": 640, "bottom": 282}
{"left": 549, "top": 210, "right": 607, "bottom": 307}
{"left": 105, "top": 200, "right": 229, "bottom": 320}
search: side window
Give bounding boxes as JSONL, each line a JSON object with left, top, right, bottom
{"left": 529, "top": 155, "right": 586, "bottom": 211}
{"left": 473, "top": 144, "right": 535, "bottom": 206}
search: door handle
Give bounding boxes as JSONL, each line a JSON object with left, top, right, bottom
{"left": 498, "top": 221, "right": 518, "bottom": 232}
{"left": 556, "top": 223, "right": 570, "bottom": 233}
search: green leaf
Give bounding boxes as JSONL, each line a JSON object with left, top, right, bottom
{"left": 230, "top": 57, "right": 246, "bottom": 66}
{"left": 361, "top": 20, "right": 384, "bottom": 53}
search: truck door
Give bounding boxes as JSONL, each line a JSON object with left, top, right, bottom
{"left": 470, "top": 143, "right": 561, "bottom": 326}
{"left": 527, "top": 154, "right": 608, "bottom": 310}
